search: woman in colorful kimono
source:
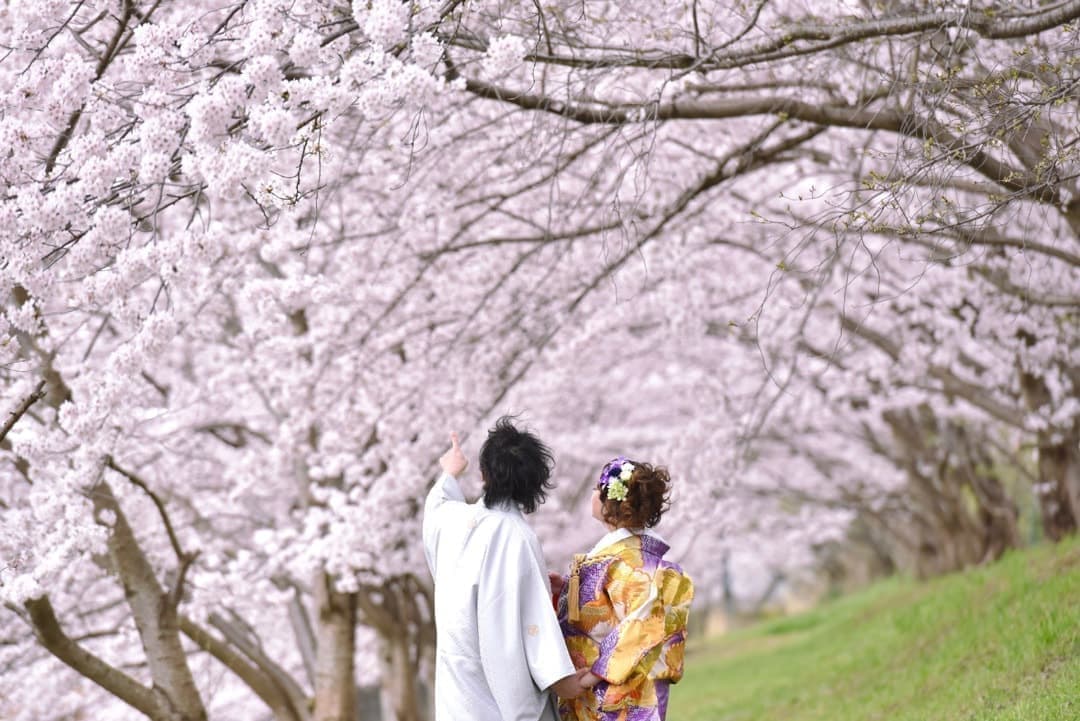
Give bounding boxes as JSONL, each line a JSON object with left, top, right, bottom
{"left": 551, "top": 457, "right": 694, "bottom": 721}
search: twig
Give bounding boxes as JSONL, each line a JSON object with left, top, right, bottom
{"left": 0, "top": 380, "right": 46, "bottom": 445}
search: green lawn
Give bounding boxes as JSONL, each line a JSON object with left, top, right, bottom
{"left": 670, "top": 537, "right": 1080, "bottom": 721}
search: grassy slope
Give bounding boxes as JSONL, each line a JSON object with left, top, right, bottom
{"left": 670, "top": 537, "right": 1080, "bottom": 721}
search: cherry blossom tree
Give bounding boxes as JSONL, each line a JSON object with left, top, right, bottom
{"left": 2, "top": 1, "right": 1078, "bottom": 720}
{"left": 439, "top": 0, "right": 1079, "bottom": 566}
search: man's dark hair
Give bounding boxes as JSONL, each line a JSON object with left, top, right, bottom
{"left": 480, "top": 416, "right": 554, "bottom": 514}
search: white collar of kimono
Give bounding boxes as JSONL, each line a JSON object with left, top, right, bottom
{"left": 482, "top": 499, "right": 523, "bottom": 516}
{"left": 587, "top": 526, "right": 666, "bottom": 558}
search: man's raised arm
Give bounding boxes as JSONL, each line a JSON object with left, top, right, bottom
{"left": 422, "top": 432, "right": 470, "bottom": 573}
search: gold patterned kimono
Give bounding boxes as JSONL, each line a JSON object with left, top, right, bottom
{"left": 555, "top": 528, "right": 693, "bottom": 721}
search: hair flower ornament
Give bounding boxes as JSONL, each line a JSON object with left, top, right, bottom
{"left": 598, "top": 457, "right": 635, "bottom": 501}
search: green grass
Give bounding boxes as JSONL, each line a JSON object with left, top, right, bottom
{"left": 670, "top": 537, "right": 1080, "bottom": 721}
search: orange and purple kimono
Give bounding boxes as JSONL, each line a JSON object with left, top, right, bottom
{"left": 555, "top": 528, "right": 693, "bottom": 721}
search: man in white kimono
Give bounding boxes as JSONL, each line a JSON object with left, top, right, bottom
{"left": 423, "top": 418, "right": 586, "bottom": 721}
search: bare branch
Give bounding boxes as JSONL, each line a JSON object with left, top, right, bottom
{"left": 456, "top": 75, "right": 1070, "bottom": 211}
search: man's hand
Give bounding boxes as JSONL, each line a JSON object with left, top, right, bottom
{"left": 439, "top": 432, "right": 468, "bottom": 477}
{"left": 550, "top": 668, "right": 592, "bottom": 699}
{"left": 579, "top": 670, "right": 601, "bottom": 689}
{"left": 548, "top": 572, "right": 565, "bottom": 598}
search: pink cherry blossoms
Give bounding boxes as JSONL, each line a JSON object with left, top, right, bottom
{"left": 2, "top": 2, "right": 1079, "bottom": 720}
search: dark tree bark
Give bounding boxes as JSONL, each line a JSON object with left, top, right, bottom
{"left": 1020, "top": 368, "right": 1080, "bottom": 541}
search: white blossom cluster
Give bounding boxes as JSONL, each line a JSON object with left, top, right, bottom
{"left": 482, "top": 34, "right": 528, "bottom": 78}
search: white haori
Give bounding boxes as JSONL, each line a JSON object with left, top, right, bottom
{"left": 423, "top": 472, "right": 574, "bottom": 721}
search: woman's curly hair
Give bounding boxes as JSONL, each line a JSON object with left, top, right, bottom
{"left": 600, "top": 461, "right": 671, "bottom": 529}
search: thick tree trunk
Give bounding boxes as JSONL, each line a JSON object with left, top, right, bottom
{"left": 820, "top": 516, "right": 898, "bottom": 594}
{"left": 949, "top": 422, "right": 1021, "bottom": 561}
{"left": 883, "top": 406, "right": 1021, "bottom": 578}
{"left": 312, "top": 578, "right": 358, "bottom": 721}
{"left": 1019, "top": 368, "right": 1080, "bottom": 540}
{"left": 1033, "top": 431, "right": 1080, "bottom": 540}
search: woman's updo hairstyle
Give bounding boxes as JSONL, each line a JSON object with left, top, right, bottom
{"left": 599, "top": 460, "right": 671, "bottom": 529}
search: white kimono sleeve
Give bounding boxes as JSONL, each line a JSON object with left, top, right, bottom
{"left": 477, "top": 524, "right": 575, "bottom": 721}
{"left": 423, "top": 472, "right": 467, "bottom": 576}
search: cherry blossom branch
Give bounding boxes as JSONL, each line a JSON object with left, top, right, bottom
{"left": 103, "top": 456, "right": 197, "bottom": 611}
{"left": 456, "top": 77, "right": 1065, "bottom": 210}
{"left": 0, "top": 380, "right": 45, "bottom": 445}
{"left": 322, "top": 0, "right": 467, "bottom": 46}
{"left": 452, "top": 1, "right": 1080, "bottom": 71}
{"left": 44, "top": 0, "right": 137, "bottom": 174}
{"left": 715, "top": 0, "right": 771, "bottom": 51}
{"left": 972, "top": 267, "right": 1080, "bottom": 307}
{"left": 838, "top": 315, "right": 1028, "bottom": 430}
{"left": 939, "top": 228, "right": 1080, "bottom": 267}
{"left": 23, "top": 596, "right": 161, "bottom": 720}
{"left": 421, "top": 220, "right": 624, "bottom": 258}
{"left": 195, "top": 422, "right": 273, "bottom": 448}
{"left": 409, "top": 123, "right": 825, "bottom": 435}
{"left": 531, "top": 0, "right": 554, "bottom": 55}
{"left": 204, "top": 611, "right": 311, "bottom": 718}
{"left": 272, "top": 577, "right": 318, "bottom": 688}
{"left": 84, "top": 478, "right": 206, "bottom": 720}
{"left": 566, "top": 122, "right": 826, "bottom": 314}
{"left": 21, "top": 0, "right": 86, "bottom": 72}
{"left": 178, "top": 615, "right": 309, "bottom": 721}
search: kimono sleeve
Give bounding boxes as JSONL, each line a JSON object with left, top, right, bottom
{"left": 477, "top": 524, "right": 574, "bottom": 720}
{"left": 590, "top": 559, "right": 668, "bottom": 685}
{"left": 424, "top": 471, "right": 466, "bottom": 513}
{"left": 422, "top": 472, "right": 466, "bottom": 575}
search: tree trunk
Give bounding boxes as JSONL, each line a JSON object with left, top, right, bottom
{"left": 947, "top": 421, "right": 1021, "bottom": 562}
{"left": 379, "top": 628, "right": 424, "bottom": 721}
{"left": 312, "top": 577, "right": 357, "bottom": 721}
{"left": 355, "top": 578, "right": 435, "bottom": 721}
{"left": 883, "top": 406, "right": 1021, "bottom": 578}
{"left": 1034, "top": 430, "right": 1080, "bottom": 541}
{"left": 1019, "top": 368, "right": 1080, "bottom": 540}
{"left": 1064, "top": 199, "right": 1080, "bottom": 239}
